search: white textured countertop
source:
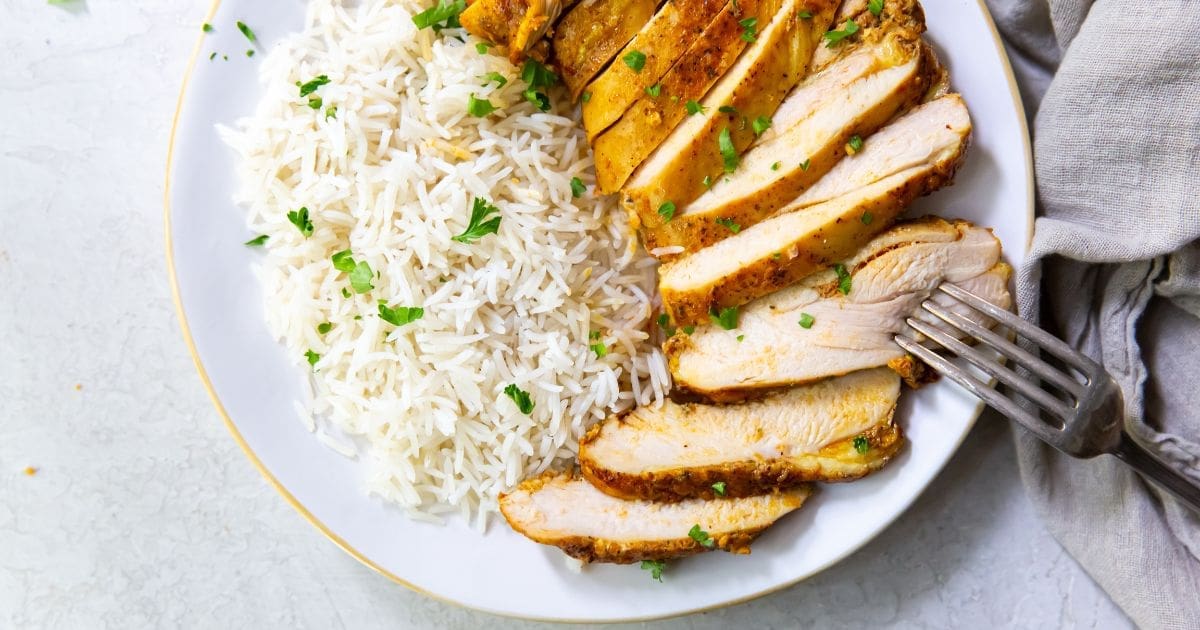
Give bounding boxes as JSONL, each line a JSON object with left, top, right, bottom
{"left": 0, "top": 2, "right": 1132, "bottom": 628}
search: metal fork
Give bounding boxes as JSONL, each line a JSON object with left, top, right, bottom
{"left": 893, "top": 283, "right": 1200, "bottom": 513}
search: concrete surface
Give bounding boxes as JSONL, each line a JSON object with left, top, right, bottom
{"left": 0, "top": 1, "right": 1132, "bottom": 628}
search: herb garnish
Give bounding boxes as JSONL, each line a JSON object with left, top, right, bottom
{"left": 657, "top": 313, "right": 676, "bottom": 337}
{"left": 622, "top": 50, "right": 647, "bottom": 72}
{"left": 581, "top": 91, "right": 592, "bottom": 103}
{"left": 482, "top": 71, "right": 507, "bottom": 87}
{"left": 298, "top": 75, "right": 331, "bottom": 97}
{"left": 467, "top": 93, "right": 498, "bottom": 117}
{"left": 452, "top": 197, "right": 502, "bottom": 244}
{"left": 657, "top": 201, "right": 676, "bottom": 222}
{"left": 751, "top": 116, "right": 771, "bottom": 136}
{"left": 682, "top": 325, "right": 696, "bottom": 335}
{"left": 317, "top": 322, "right": 333, "bottom": 334}
{"left": 771, "top": 161, "right": 781, "bottom": 171}
{"left": 860, "top": 211, "right": 873, "bottom": 225}
{"left": 869, "top": 0, "right": 884, "bottom": 16}
{"left": 332, "top": 249, "right": 356, "bottom": 273}
{"left": 378, "top": 303, "right": 424, "bottom": 326}
{"left": 688, "top": 524, "right": 716, "bottom": 549}
{"left": 712, "top": 481, "right": 727, "bottom": 496}
{"left": 800, "top": 158, "right": 811, "bottom": 171}
{"left": 824, "top": 19, "right": 860, "bottom": 47}
{"left": 287, "top": 207, "right": 314, "bottom": 237}
{"left": 325, "top": 105, "right": 338, "bottom": 120}
{"left": 244, "top": 234, "right": 269, "bottom": 247}
{"left": 709, "top": 306, "right": 739, "bottom": 330}
{"left": 570, "top": 177, "right": 586, "bottom": 198}
{"left": 715, "top": 217, "right": 741, "bottom": 234}
{"left": 702, "top": 174, "right": 713, "bottom": 189}
{"left": 719, "top": 127, "right": 738, "bottom": 172}
{"left": 797, "top": 10, "right": 813, "bottom": 18}
{"left": 503, "top": 384, "right": 535, "bottom": 415}
{"left": 589, "top": 330, "right": 608, "bottom": 358}
{"left": 847, "top": 135, "right": 864, "bottom": 153}
{"left": 645, "top": 83, "right": 662, "bottom": 98}
{"left": 202, "top": 23, "right": 214, "bottom": 33}
{"left": 349, "top": 261, "right": 374, "bottom": 294}
{"left": 236, "top": 21, "right": 256, "bottom": 43}
{"left": 739, "top": 17, "right": 758, "bottom": 42}
{"left": 834, "top": 263, "right": 852, "bottom": 295}
{"left": 305, "top": 350, "right": 320, "bottom": 368}
{"left": 718, "top": 105, "right": 739, "bottom": 115}
{"left": 520, "top": 59, "right": 557, "bottom": 111}
{"left": 686, "top": 100, "right": 707, "bottom": 116}
{"left": 412, "top": 0, "right": 466, "bottom": 31}
{"left": 475, "top": 42, "right": 491, "bottom": 54}
{"left": 798, "top": 312, "right": 815, "bottom": 329}
{"left": 853, "top": 435, "right": 870, "bottom": 454}
{"left": 641, "top": 560, "right": 666, "bottom": 582}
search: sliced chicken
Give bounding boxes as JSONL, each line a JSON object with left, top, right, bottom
{"left": 621, "top": 0, "right": 838, "bottom": 230}
{"left": 500, "top": 471, "right": 810, "bottom": 562}
{"left": 642, "top": 30, "right": 936, "bottom": 257}
{"left": 658, "top": 94, "right": 970, "bottom": 325}
{"left": 581, "top": 0, "right": 730, "bottom": 139}
{"left": 580, "top": 368, "right": 902, "bottom": 502}
{"left": 553, "top": 0, "right": 666, "bottom": 100}
{"left": 808, "top": 0, "right": 927, "bottom": 73}
{"left": 461, "top": 0, "right": 578, "bottom": 63}
{"left": 666, "top": 218, "right": 1012, "bottom": 399}
{"left": 591, "top": 0, "right": 788, "bottom": 193}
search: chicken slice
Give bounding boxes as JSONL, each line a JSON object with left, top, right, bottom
{"left": 553, "top": 0, "right": 666, "bottom": 100}
{"left": 642, "top": 30, "right": 936, "bottom": 257}
{"left": 666, "top": 218, "right": 1012, "bottom": 399}
{"left": 500, "top": 471, "right": 810, "bottom": 563}
{"left": 581, "top": 0, "right": 731, "bottom": 140}
{"left": 621, "top": 0, "right": 838, "bottom": 231}
{"left": 461, "top": 0, "right": 578, "bottom": 63}
{"left": 808, "top": 0, "right": 927, "bottom": 73}
{"left": 580, "top": 368, "right": 902, "bottom": 502}
{"left": 658, "top": 94, "right": 970, "bottom": 325}
{"left": 591, "top": 0, "right": 788, "bottom": 193}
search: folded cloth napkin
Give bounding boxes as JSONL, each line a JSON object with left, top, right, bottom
{"left": 985, "top": 0, "right": 1200, "bottom": 626}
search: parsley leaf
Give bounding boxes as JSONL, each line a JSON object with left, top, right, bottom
{"left": 712, "top": 481, "right": 727, "bottom": 496}
{"left": 287, "top": 207, "right": 314, "bottom": 237}
{"left": 798, "top": 312, "right": 815, "bottom": 329}
{"left": 771, "top": 161, "right": 781, "bottom": 171}
{"left": 709, "top": 306, "right": 739, "bottom": 330}
{"left": 715, "top": 217, "right": 741, "bottom": 234}
{"left": 657, "top": 313, "right": 676, "bottom": 337}
{"left": 412, "top": 0, "right": 466, "bottom": 31}
{"left": 861, "top": 211, "right": 873, "bottom": 225}
{"left": 589, "top": 330, "right": 608, "bottom": 358}
{"left": 475, "top": 42, "right": 491, "bottom": 54}
{"left": 752, "top": 116, "right": 771, "bottom": 136}
{"left": 718, "top": 105, "right": 739, "bottom": 115}
{"left": 702, "top": 174, "right": 712, "bottom": 189}
{"left": 202, "top": 23, "right": 214, "bottom": 33}
{"left": 797, "top": 10, "right": 813, "bottom": 18}
{"left": 847, "top": 135, "right": 864, "bottom": 153}
{"left": 518, "top": 59, "right": 557, "bottom": 111}
{"left": 503, "top": 384, "right": 535, "bottom": 415}
{"left": 853, "top": 435, "right": 870, "bottom": 454}
{"left": 298, "top": 75, "right": 330, "bottom": 97}
{"left": 739, "top": 17, "right": 758, "bottom": 42}
{"left": 307, "top": 96, "right": 323, "bottom": 110}
{"left": 834, "top": 263, "right": 852, "bottom": 295}
{"left": 645, "top": 83, "right": 662, "bottom": 98}
{"left": 658, "top": 201, "right": 676, "bottom": 223}
{"left": 570, "top": 177, "right": 586, "bottom": 198}
{"left": 349, "top": 261, "right": 375, "bottom": 294}
{"left": 452, "top": 197, "right": 502, "bottom": 244}
{"left": 688, "top": 524, "right": 716, "bottom": 549}
{"left": 622, "top": 50, "right": 647, "bottom": 72}
{"left": 682, "top": 325, "right": 695, "bottom": 335}
{"left": 305, "top": 350, "right": 320, "bottom": 368}
{"left": 719, "top": 127, "right": 738, "bottom": 173}
{"left": 317, "top": 322, "right": 333, "bottom": 334}
{"left": 467, "top": 93, "right": 498, "bottom": 117}
{"left": 378, "top": 303, "right": 424, "bottom": 326}
{"left": 581, "top": 91, "right": 592, "bottom": 103}
{"left": 869, "top": 0, "right": 884, "bottom": 16}
{"left": 824, "top": 19, "right": 860, "bottom": 47}
{"left": 481, "top": 71, "right": 507, "bottom": 87}
{"left": 800, "top": 158, "right": 811, "bottom": 171}
{"left": 325, "top": 105, "right": 338, "bottom": 120}
{"left": 244, "top": 234, "right": 269, "bottom": 247}
{"left": 641, "top": 559, "right": 666, "bottom": 582}
{"left": 236, "top": 21, "right": 256, "bottom": 43}
{"left": 332, "top": 249, "right": 356, "bottom": 273}
{"left": 686, "top": 99, "right": 707, "bottom": 115}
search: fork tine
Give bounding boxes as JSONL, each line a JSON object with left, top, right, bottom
{"left": 905, "top": 317, "right": 1073, "bottom": 421}
{"left": 920, "top": 297, "right": 1086, "bottom": 399}
{"left": 937, "top": 284, "right": 1103, "bottom": 375}
{"left": 893, "top": 335, "right": 1063, "bottom": 444}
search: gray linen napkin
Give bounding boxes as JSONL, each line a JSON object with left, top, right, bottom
{"left": 983, "top": 0, "right": 1200, "bottom": 627}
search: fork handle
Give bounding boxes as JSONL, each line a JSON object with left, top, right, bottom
{"left": 1113, "top": 433, "right": 1200, "bottom": 514}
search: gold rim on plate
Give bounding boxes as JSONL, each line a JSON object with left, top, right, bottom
{"left": 163, "top": 0, "right": 1034, "bottom": 622}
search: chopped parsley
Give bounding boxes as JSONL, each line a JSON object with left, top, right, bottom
{"left": 298, "top": 75, "right": 331, "bottom": 97}
{"left": 645, "top": 83, "right": 662, "bottom": 98}
{"left": 861, "top": 211, "right": 874, "bottom": 225}
{"left": 412, "top": 0, "right": 466, "bottom": 31}
{"left": 640, "top": 559, "right": 666, "bottom": 582}
{"left": 503, "top": 384, "right": 535, "bottom": 415}
{"left": 236, "top": 21, "right": 256, "bottom": 43}
{"left": 481, "top": 71, "right": 507, "bottom": 87}
{"left": 847, "top": 135, "right": 864, "bottom": 153}
{"left": 739, "top": 17, "right": 758, "bottom": 42}
{"left": 682, "top": 325, "right": 696, "bottom": 335}
{"left": 244, "top": 234, "right": 269, "bottom": 247}
{"left": 709, "top": 306, "right": 739, "bottom": 330}
{"left": 798, "top": 312, "right": 815, "bottom": 329}
{"left": 834, "top": 263, "right": 852, "bottom": 295}
{"left": 452, "top": 197, "right": 502, "bottom": 243}
{"left": 687, "top": 524, "right": 716, "bottom": 549}
{"left": 246, "top": 49, "right": 255, "bottom": 58}
{"left": 475, "top": 42, "right": 491, "bottom": 54}
{"left": 520, "top": 59, "right": 557, "bottom": 111}
{"left": 466, "top": 93, "right": 498, "bottom": 117}
{"left": 736, "top": 334, "right": 745, "bottom": 342}
{"left": 719, "top": 127, "right": 738, "bottom": 173}
{"left": 656, "top": 313, "right": 676, "bottom": 336}
{"left": 771, "top": 161, "right": 781, "bottom": 171}
{"left": 657, "top": 201, "right": 676, "bottom": 223}
{"left": 686, "top": 99, "right": 707, "bottom": 116}
{"left": 307, "top": 96, "right": 323, "bottom": 110}
{"left": 317, "top": 322, "right": 333, "bottom": 334}
{"left": 853, "top": 435, "right": 870, "bottom": 454}
{"left": 202, "top": 23, "right": 214, "bottom": 33}
{"left": 331, "top": 249, "right": 356, "bottom": 273}
{"left": 824, "top": 19, "right": 860, "bottom": 47}
{"left": 325, "top": 105, "right": 338, "bottom": 120}
{"left": 712, "top": 481, "right": 727, "bottom": 496}
{"left": 622, "top": 50, "right": 647, "bottom": 72}
{"left": 589, "top": 330, "right": 608, "bottom": 358}
{"left": 797, "top": 10, "right": 813, "bottom": 18}
{"left": 570, "top": 177, "right": 586, "bottom": 198}
{"left": 869, "top": 0, "right": 884, "bottom": 16}
{"left": 378, "top": 303, "right": 424, "bottom": 326}
{"left": 305, "top": 350, "right": 320, "bottom": 368}
{"left": 718, "top": 105, "right": 739, "bottom": 115}
{"left": 702, "top": 174, "right": 713, "bottom": 189}
{"left": 581, "top": 91, "right": 592, "bottom": 103}
{"left": 715, "top": 217, "right": 741, "bottom": 234}
{"left": 349, "top": 261, "right": 374, "bottom": 294}
{"left": 287, "top": 207, "right": 314, "bottom": 237}
{"left": 209, "top": 52, "right": 217, "bottom": 61}
{"left": 800, "top": 158, "right": 811, "bottom": 171}
{"left": 751, "top": 116, "right": 771, "bottom": 136}
{"left": 342, "top": 287, "right": 352, "bottom": 299}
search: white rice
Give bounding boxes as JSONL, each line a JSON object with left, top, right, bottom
{"left": 221, "top": 0, "right": 668, "bottom": 524}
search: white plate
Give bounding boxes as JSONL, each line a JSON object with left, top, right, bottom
{"left": 167, "top": 0, "right": 1032, "bottom": 622}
